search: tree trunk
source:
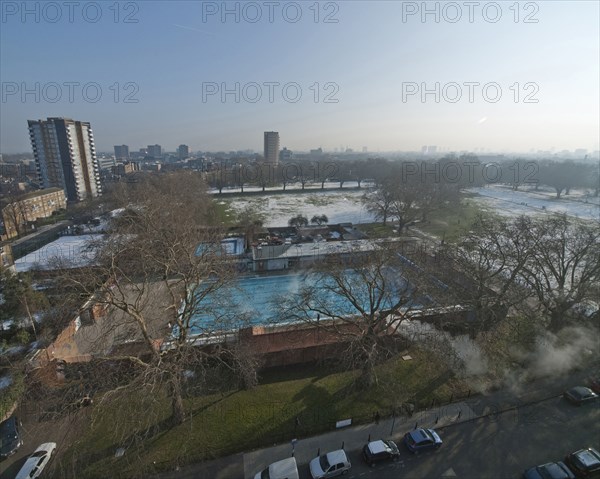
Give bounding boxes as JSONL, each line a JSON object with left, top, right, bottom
{"left": 359, "top": 360, "right": 377, "bottom": 389}
{"left": 555, "top": 187, "right": 562, "bottom": 199}
{"left": 168, "top": 375, "right": 185, "bottom": 425}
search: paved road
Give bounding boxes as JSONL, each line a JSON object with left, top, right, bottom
{"left": 301, "top": 397, "right": 600, "bottom": 479}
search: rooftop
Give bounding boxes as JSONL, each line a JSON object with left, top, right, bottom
{"left": 252, "top": 239, "right": 378, "bottom": 261}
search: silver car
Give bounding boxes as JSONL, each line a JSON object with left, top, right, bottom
{"left": 309, "top": 449, "right": 351, "bottom": 478}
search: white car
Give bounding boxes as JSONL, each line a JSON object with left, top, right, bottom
{"left": 15, "top": 442, "right": 57, "bottom": 479}
{"left": 254, "top": 457, "right": 299, "bottom": 479}
{"left": 309, "top": 449, "right": 351, "bottom": 478}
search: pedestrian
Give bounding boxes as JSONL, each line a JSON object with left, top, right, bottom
{"left": 374, "top": 411, "right": 380, "bottom": 424}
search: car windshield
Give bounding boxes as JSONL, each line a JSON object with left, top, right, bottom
{"left": 385, "top": 440, "right": 398, "bottom": 453}
{"left": 539, "top": 464, "right": 564, "bottom": 479}
{"left": 30, "top": 450, "right": 47, "bottom": 458}
{"left": 319, "top": 455, "right": 331, "bottom": 470}
{"left": 260, "top": 468, "right": 270, "bottom": 479}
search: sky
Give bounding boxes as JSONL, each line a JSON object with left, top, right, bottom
{"left": 1, "top": 1, "right": 599, "bottom": 154}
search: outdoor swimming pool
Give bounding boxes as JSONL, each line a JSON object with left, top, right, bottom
{"left": 186, "top": 268, "right": 429, "bottom": 334}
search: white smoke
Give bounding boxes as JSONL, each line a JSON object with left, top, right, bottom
{"left": 499, "top": 325, "right": 599, "bottom": 394}
{"left": 398, "top": 320, "right": 489, "bottom": 377}
{"left": 523, "top": 326, "right": 598, "bottom": 378}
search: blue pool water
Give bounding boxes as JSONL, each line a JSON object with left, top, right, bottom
{"left": 187, "top": 268, "right": 427, "bottom": 334}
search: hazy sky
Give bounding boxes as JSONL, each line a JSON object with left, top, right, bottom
{"left": 1, "top": 1, "right": 599, "bottom": 154}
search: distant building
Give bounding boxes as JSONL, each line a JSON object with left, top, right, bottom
{"left": 114, "top": 145, "right": 130, "bottom": 160}
{"left": 112, "top": 162, "right": 139, "bottom": 176}
{"left": 178, "top": 144, "right": 190, "bottom": 160}
{"left": 1, "top": 187, "right": 66, "bottom": 239}
{"left": 97, "top": 157, "right": 116, "bottom": 171}
{"left": 263, "top": 132, "right": 280, "bottom": 165}
{"left": 28, "top": 117, "right": 101, "bottom": 202}
{"left": 279, "top": 147, "right": 293, "bottom": 162}
{"left": 147, "top": 144, "right": 162, "bottom": 160}
{"left": 141, "top": 163, "right": 161, "bottom": 172}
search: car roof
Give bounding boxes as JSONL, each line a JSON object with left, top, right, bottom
{"left": 326, "top": 450, "right": 348, "bottom": 464}
{"left": 0, "top": 416, "right": 17, "bottom": 430}
{"left": 569, "top": 386, "right": 595, "bottom": 397}
{"left": 573, "top": 448, "right": 600, "bottom": 467}
{"left": 368, "top": 440, "right": 389, "bottom": 455}
{"left": 269, "top": 457, "right": 297, "bottom": 475}
{"left": 409, "top": 428, "right": 432, "bottom": 442}
{"left": 539, "top": 462, "right": 571, "bottom": 478}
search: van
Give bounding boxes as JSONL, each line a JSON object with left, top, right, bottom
{"left": 253, "top": 457, "right": 299, "bottom": 479}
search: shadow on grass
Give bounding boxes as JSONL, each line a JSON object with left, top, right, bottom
{"left": 66, "top": 412, "right": 178, "bottom": 476}
{"left": 258, "top": 362, "right": 335, "bottom": 385}
{"left": 411, "top": 369, "right": 456, "bottom": 406}
{"left": 187, "top": 390, "right": 236, "bottom": 417}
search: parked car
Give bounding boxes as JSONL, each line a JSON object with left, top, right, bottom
{"left": 0, "top": 416, "right": 22, "bottom": 459}
{"left": 565, "top": 447, "right": 600, "bottom": 478}
{"left": 15, "top": 442, "right": 57, "bottom": 479}
{"left": 253, "top": 457, "right": 299, "bottom": 479}
{"left": 309, "top": 449, "right": 351, "bottom": 478}
{"left": 404, "top": 428, "right": 443, "bottom": 454}
{"left": 362, "top": 439, "right": 400, "bottom": 466}
{"left": 563, "top": 387, "right": 599, "bottom": 406}
{"left": 589, "top": 378, "right": 600, "bottom": 395}
{"left": 523, "top": 462, "right": 576, "bottom": 479}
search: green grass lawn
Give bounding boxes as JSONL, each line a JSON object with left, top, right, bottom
{"left": 59, "top": 348, "right": 469, "bottom": 478}
{"left": 212, "top": 200, "right": 236, "bottom": 226}
{"left": 414, "top": 198, "right": 495, "bottom": 243}
{"left": 357, "top": 222, "right": 398, "bottom": 238}
{"left": 360, "top": 198, "right": 493, "bottom": 244}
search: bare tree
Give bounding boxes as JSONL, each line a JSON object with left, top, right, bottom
{"left": 0, "top": 268, "right": 49, "bottom": 337}
{"left": 310, "top": 214, "right": 328, "bottom": 225}
{"left": 236, "top": 206, "right": 265, "bottom": 251}
{"left": 63, "top": 172, "right": 255, "bottom": 426}
{"left": 519, "top": 214, "right": 600, "bottom": 331}
{"left": 441, "top": 214, "right": 538, "bottom": 332}
{"left": 389, "top": 180, "right": 421, "bottom": 233}
{"left": 1, "top": 193, "right": 31, "bottom": 238}
{"left": 289, "top": 214, "right": 309, "bottom": 227}
{"left": 277, "top": 243, "right": 445, "bottom": 388}
{"left": 362, "top": 182, "right": 394, "bottom": 225}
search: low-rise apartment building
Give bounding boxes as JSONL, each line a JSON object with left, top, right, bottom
{"left": 1, "top": 187, "right": 66, "bottom": 239}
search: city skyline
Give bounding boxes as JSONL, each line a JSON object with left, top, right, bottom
{"left": 1, "top": 2, "right": 599, "bottom": 154}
